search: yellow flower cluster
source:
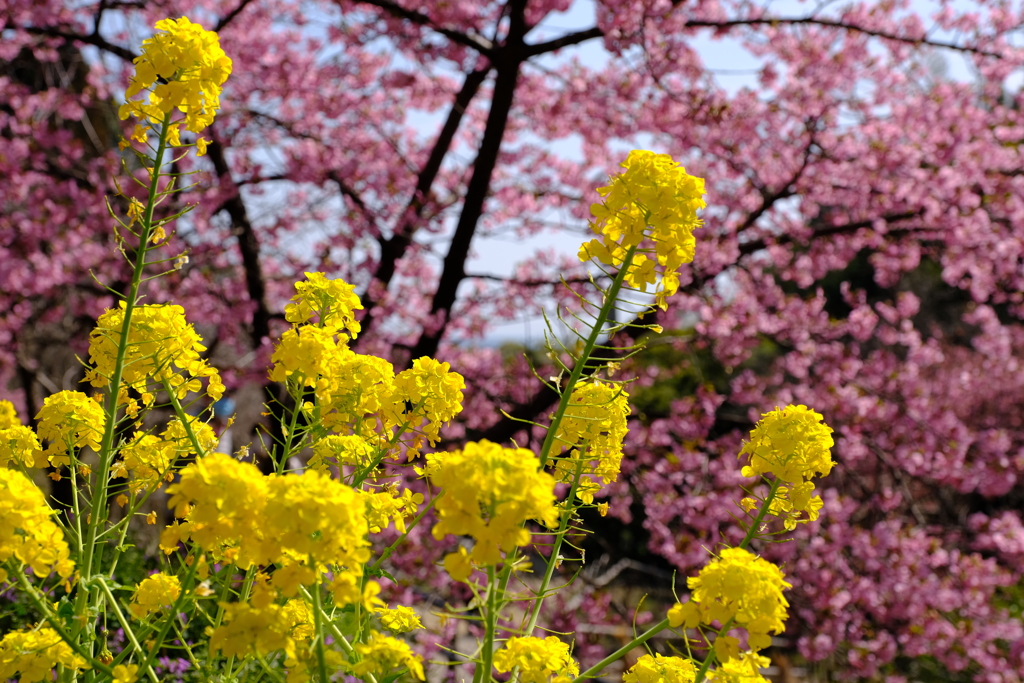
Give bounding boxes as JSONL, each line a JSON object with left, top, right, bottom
{"left": 87, "top": 302, "right": 223, "bottom": 405}
{"left": 739, "top": 405, "right": 834, "bottom": 529}
{"left": 352, "top": 631, "right": 426, "bottom": 681}
{"left": 35, "top": 390, "right": 104, "bottom": 467}
{"left": 362, "top": 488, "right": 424, "bottom": 534}
{"left": 0, "top": 424, "right": 42, "bottom": 468}
{"left": 669, "top": 548, "right": 790, "bottom": 655}
{"left": 493, "top": 636, "right": 579, "bottom": 683}
{"left": 707, "top": 652, "right": 771, "bottom": 683}
{"left": 210, "top": 599, "right": 314, "bottom": 679}
{"left": 552, "top": 381, "right": 630, "bottom": 503}
{"left": 389, "top": 357, "right": 466, "bottom": 446}
{"left": 579, "top": 150, "right": 706, "bottom": 309}
{"left": 0, "top": 470, "right": 74, "bottom": 583}
{"left": 165, "top": 454, "right": 371, "bottom": 602}
{"left": 119, "top": 16, "right": 232, "bottom": 149}
{"left": 0, "top": 627, "right": 86, "bottom": 682}
{"left": 624, "top": 654, "right": 696, "bottom": 683}
{"left": 112, "top": 434, "right": 175, "bottom": 495}
{"left": 308, "top": 434, "right": 375, "bottom": 471}
{"left": 429, "top": 440, "right": 559, "bottom": 570}
{"left": 271, "top": 273, "right": 465, "bottom": 452}
{"left": 129, "top": 572, "right": 182, "bottom": 619}
{"left": 0, "top": 400, "right": 18, "bottom": 428}
{"left": 284, "top": 271, "right": 363, "bottom": 340}
{"left": 376, "top": 605, "right": 423, "bottom": 633}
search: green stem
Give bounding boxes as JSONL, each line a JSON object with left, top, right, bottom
{"left": 311, "top": 563, "right": 330, "bottom": 683}
{"left": 537, "top": 244, "right": 638, "bottom": 468}
{"left": 476, "top": 566, "right": 499, "bottom": 683}
{"left": 693, "top": 618, "right": 734, "bottom": 683}
{"left": 738, "top": 480, "right": 782, "bottom": 550}
{"left": 571, "top": 617, "right": 670, "bottom": 682}
{"left": 94, "top": 578, "right": 160, "bottom": 682}
{"left": 14, "top": 571, "right": 117, "bottom": 679}
{"left": 522, "top": 458, "right": 585, "bottom": 636}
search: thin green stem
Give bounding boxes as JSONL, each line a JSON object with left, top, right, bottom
{"left": 571, "top": 617, "right": 670, "bottom": 682}
{"left": 739, "top": 480, "right": 782, "bottom": 550}
{"left": 537, "top": 245, "right": 638, "bottom": 468}
{"left": 369, "top": 493, "right": 440, "bottom": 573}
{"left": 311, "top": 562, "right": 330, "bottom": 683}
{"left": 94, "top": 578, "right": 160, "bottom": 682}
{"left": 14, "top": 571, "right": 117, "bottom": 679}
{"left": 476, "top": 565, "right": 499, "bottom": 683}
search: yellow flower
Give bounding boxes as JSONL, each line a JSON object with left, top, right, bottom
{"left": 352, "top": 631, "right": 425, "bottom": 681}
{"left": 552, "top": 380, "right": 630, "bottom": 502}
{"left": 493, "top": 636, "right": 578, "bottom": 683}
{"left": 362, "top": 488, "right": 423, "bottom": 534}
{"left": 112, "top": 664, "right": 139, "bottom": 683}
{"left": 443, "top": 546, "right": 473, "bottom": 583}
{"left": 35, "top": 390, "right": 105, "bottom": 466}
{"left": 119, "top": 17, "right": 232, "bottom": 138}
{"left": 686, "top": 548, "right": 790, "bottom": 654}
{"left": 707, "top": 652, "right": 772, "bottom": 683}
{"left": 269, "top": 325, "right": 343, "bottom": 387}
{"left": 624, "top": 654, "right": 696, "bottom": 683}
{"left": 86, "top": 302, "right": 222, "bottom": 404}
{"left": 740, "top": 405, "right": 834, "bottom": 483}
{"left": 376, "top": 605, "right": 424, "bottom": 633}
{"left": 210, "top": 602, "right": 305, "bottom": 661}
{"left": 316, "top": 348, "right": 396, "bottom": 434}
{"left": 162, "top": 417, "right": 219, "bottom": 458}
{"left": 129, "top": 572, "right": 182, "bottom": 619}
{"left": 386, "top": 356, "right": 465, "bottom": 446}
{"left": 0, "top": 425, "right": 43, "bottom": 468}
{"left": 579, "top": 150, "right": 706, "bottom": 310}
{"left": 0, "top": 400, "right": 19, "bottom": 429}
{"left": 113, "top": 433, "right": 176, "bottom": 494}
{"left": 429, "top": 441, "right": 558, "bottom": 567}
{"left": 284, "top": 272, "right": 363, "bottom": 340}
{"left": 0, "top": 627, "right": 86, "bottom": 682}
{"left": 309, "top": 435, "right": 376, "bottom": 472}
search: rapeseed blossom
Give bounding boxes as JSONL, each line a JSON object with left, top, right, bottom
{"left": 316, "top": 349, "right": 396, "bottom": 434}
{"left": 0, "top": 469, "right": 74, "bottom": 582}
{"left": 669, "top": 548, "right": 790, "bottom": 654}
{"left": 376, "top": 605, "right": 424, "bottom": 633}
{"left": 739, "top": 405, "right": 834, "bottom": 529}
{"left": 579, "top": 150, "right": 705, "bottom": 309}
{"left": 35, "top": 390, "right": 105, "bottom": 466}
{"left": 387, "top": 357, "right": 465, "bottom": 446}
{"left": 0, "top": 425, "right": 42, "bottom": 468}
{"left": 352, "top": 631, "right": 425, "bottom": 681}
{"left": 493, "top": 636, "right": 578, "bottom": 683}
{"left": 552, "top": 380, "right": 630, "bottom": 502}
{"left": 707, "top": 652, "right": 771, "bottom": 683}
{"left": 430, "top": 440, "right": 558, "bottom": 567}
{"left": 285, "top": 271, "right": 363, "bottom": 340}
{"left": 119, "top": 17, "right": 232, "bottom": 147}
{"left": 112, "top": 433, "right": 175, "bottom": 494}
{"left": 0, "top": 400, "right": 18, "bottom": 429}
{"left": 309, "top": 434, "right": 375, "bottom": 471}
{"left": 210, "top": 600, "right": 313, "bottom": 668}
{"left": 0, "top": 627, "right": 86, "bottom": 682}
{"left": 624, "top": 653, "right": 696, "bottom": 683}
{"left": 740, "top": 405, "right": 834, "bottom": 483}
{"left": 87, "top": 302, "right": 222, "bottom": 404}
{"left": 129, "top": 572, "right": 182, "bottom": 619}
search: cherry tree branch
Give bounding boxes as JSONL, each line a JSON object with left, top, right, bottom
{"left": 353, "top": 0, "right": 495, "bottom": 55}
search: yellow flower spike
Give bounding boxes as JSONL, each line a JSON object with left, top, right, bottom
{"left": 429, "top": 440, "right": 558, "bottom": 567}
{"left": 120, "top": 17, "right": 232, "bottom": 135}
{"left": 552, "top": 380, "right": 630, "bottom": 503}
{"left": 0, "top": 425, "right": 42, "bottom": 468}
{"left": 352, "top": 631, "right": 425, "bottom": 681}
{"left": 0, "top": 400, "right": 18, "bottom": 429}
{"left": 493, "top": 636, "right": 579, "bottom": 683}
{"left": 129, "top": 573, "right": 182, "bottom": 619}
{"left": 580, "top": 150, "right": 706, "bottom": 309}
{"left": 624, "top": 653, "right": 696, "bottom": 683}
{"left": 35, "top": 390, "right": 105, "bottom": 467}
{"left": 0, "top": 628, "right": 87, "bottom": 680}
{"left": 0, "top": 469, "right": 75, "bottom": 581}
{"left": 376, "top": 605, "right": 424, "bottom": 633}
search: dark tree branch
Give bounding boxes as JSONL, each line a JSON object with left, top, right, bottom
{"left": 524, "top": 27, "right": 603, "bottom": 57}
{"left": 20, "top": 25, "right": 136, "bottom": 62}
{"left": 206, "top": 131, "right": 273, "bottom": 345}
{"left": 404, "top": 1, "right": 531, "bottom": 365}
{"left": 682, "top": 17, "right": 1003, "bottom": 57}
{"left": 215, "top": 0, "right": 256, "bottom": 32}
{"left": 355, "top": 66, "right": 490, "bottom": 340}
{"left": 354, "top": 0, "right": 494, "bottom": 55}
